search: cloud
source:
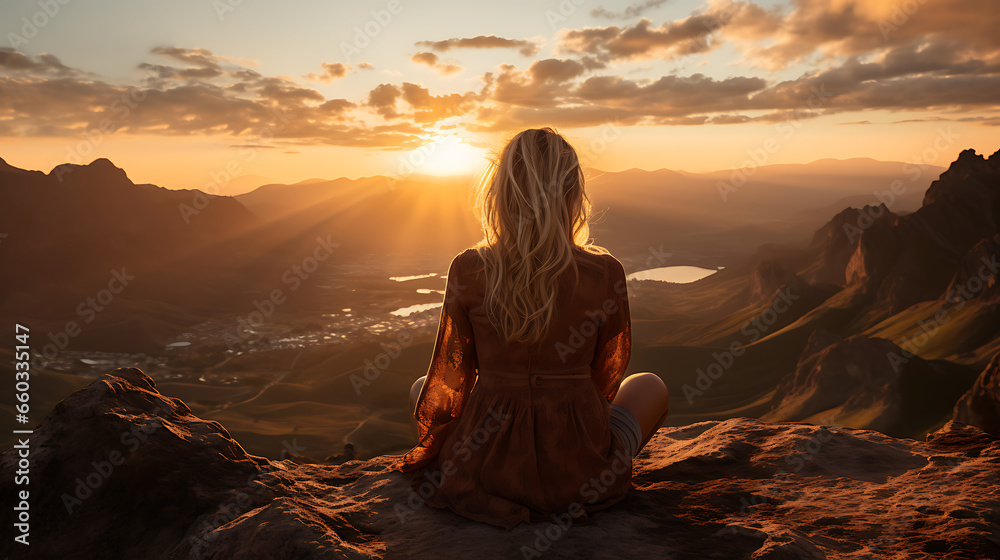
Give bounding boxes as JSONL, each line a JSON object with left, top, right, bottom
{"left": 411, "top": 52, "right": 439, "bottom": 66}
{"left": 590, "top": 0, "right": 668, "bottom": 20}
{"left": 150, "top": 47, "right": 221, "bottom": 69}
{"left": 366, "top": 83, "right": 402, "bottom": 118}
{"left": 410, "top": 52, "right": 463, "bottom": 75}
{"left": 416, "top": 35, "right": 540, "bottom": 57}
{"left": 485, "top": 59, "right": 589, "bottom": 108}
{"left": 559, "top": 2, "right": 781, "bottom": 63}
{"left": 467, "top": 104, "right": 641, "bottom": 131}
{"left": 366, "top": 82, "right": 484, "bottom": 124}
{"left": 475, "top": 41, "right": 1000, "bottom": 132}
{"left": 573, "top": 72, "right": 768, "bottom": 117}
{"left": 138, "top": 46, "right": 249, "bottom": 83}
{"left": 4, "top": 0, "right": 1000, "bottom": 157}
{"left": 306, "top": 62, "right": 351, "bottom": 83}
{"left": 0, "top": 47, "right": 410, "bottom": 149}
{"left": 530, "top": 58, "right": 587, "bottom": 83}
{"left": 0, "top": 49, "right": 86, "bottom": 77}
{"left": 714, "top": 0, "right": 1000, "bottom": 70}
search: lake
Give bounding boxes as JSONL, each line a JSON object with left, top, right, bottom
{"left": 390, "top": 302, "right": 443, "bottom": 317}
{"left": 627, "top": 265, "right": 720, "bottom": 283}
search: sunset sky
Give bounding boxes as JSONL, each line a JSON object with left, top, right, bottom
{"left": 0, "top": 0, "right": 997, "bottom": 191}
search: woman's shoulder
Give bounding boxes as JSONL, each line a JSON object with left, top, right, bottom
{"left": 573, "top": 245, "right": 624, "bottom": 275}
{"left": 449, "top": 247, "right": 484, "bottom": 277}
{"left": 452, "top": 247, "right": 480, "bottom": 266}
{"left": 451, "top": 245, "right": 622, "bottom": 277}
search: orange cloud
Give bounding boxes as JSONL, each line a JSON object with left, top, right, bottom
{"left": 4, "top": 0, "right": 1000, "bottom": 157}
{"left": 306, "top": 62, "right": 351, "bottom": 83}
{"left": 410, "top": 52, "right": 463, "bottom": 75}
{"left": 559, "top": 2, "right": 781, "bottom": 64}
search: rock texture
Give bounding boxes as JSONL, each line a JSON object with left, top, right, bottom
{"left": 763, "top": 331, "right": 979, "bottom": 439}
{"left": 796, "top": 149, "right": 1000, "bottom": 321}
{"left": 953, "top": 352, "right": 1000, "bottom": 436}
{"left": 2, "top": 367, "right": 999, "bottom": 560}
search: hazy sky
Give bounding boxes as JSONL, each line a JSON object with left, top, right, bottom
{"left": 0, "top": 0, "right": 997, "bottom": 190}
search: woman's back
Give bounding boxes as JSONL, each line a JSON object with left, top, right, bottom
{"left": 464, "top": 246, "right": 628, "bottom": 379}
{"left": 397, "top": 245, "right": 633, "bottom": 529}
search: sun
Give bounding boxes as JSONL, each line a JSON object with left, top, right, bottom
{"left": 408, "top": 135, "right": 488, "bottom": 176}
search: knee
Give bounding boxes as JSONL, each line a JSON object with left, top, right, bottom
{"left": 626, "top": 372, "right": 665, "bottom": 391}
{"left": 625, "top": 372, "right": 669, "bottom": 403}
{"left": 409, "top": 375, "right": 427, "bottom": 409}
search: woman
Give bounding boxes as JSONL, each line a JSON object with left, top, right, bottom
{"left": 394, "top": 127, "right": 670, "bottom": 530}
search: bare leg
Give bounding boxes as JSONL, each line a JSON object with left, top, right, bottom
{"left": 408, "top": 376, "right": 426, "bottom": 439}
{"left": 409, "top": 375, "right": 426, "bottom": 414}
{"left": 612, "top": 372, "right": 670, "bottom": 454}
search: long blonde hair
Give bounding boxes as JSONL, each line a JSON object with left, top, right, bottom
{"left": 472, "top": 127, "right": 609, "bottom": 347}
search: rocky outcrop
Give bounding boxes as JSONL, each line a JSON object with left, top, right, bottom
{"left": 943, "top": 234, "right": 1000, "bottom": 307}
{"left": 804, "top": 204, "right": 898, "bottom": 287}
{"left": 921, "top": 148, "right": 1000, "bottom": 249}
{"left": 793, "top": 148, "right": 1000, "bottom": 321}
{"left": 762, "top": 332, "right": 979, "bottom": 438}
{"left": 749, "top": 260, "right": 805, "bottom": 305}
{"left": 2, "top": 368, "right": 999, "bottom": 559}
{"left": 953, "top": 353, "right": 1000, "bottom": 436}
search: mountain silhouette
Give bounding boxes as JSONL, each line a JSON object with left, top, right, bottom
{"left": 0, "top": 150, "right": 996, "bottom": 453}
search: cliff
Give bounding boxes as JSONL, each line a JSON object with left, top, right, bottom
{"left": 1, "top": 367, "right": 998, "bottom": 559}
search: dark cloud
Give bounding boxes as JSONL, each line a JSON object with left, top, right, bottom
{"left": 150, "top": 47, "right": 222, "bottom": 70}
{"left": 466, "top": 104, "right": 641, "bottom": 131}
{"left": 416, "top": 35, "right": 540, "bottom": 57}
{"left": 560, "top": 2, "right": 781, "bottom": 63}
{"left": 575, "top": 73, "right": 767, "bottom": 114}
{"left": 399, "top": 82, "right": 482, "bottom": 123}
{"left": 137, "top": 47, "right": 239, "bottom": 84}
{"left": 590, "top": 0, "right": 668, "bottom": 20}
{"left": 529, "top": 58, "right": 587, "bottom": 83}
{"left": 721, "top": 0, "right": 1000, "bottom": 69}
{"left": 0, "top": 47, "right": 412, "bottom": 148}
{"left": 367, "top": 83, "right": 401, "bottom": 118}
{"left": 0, "top": 49, "right": 82, "bottom": 77}
{"left": 484, "top": 59, "right": 589, "bottom": 108}
{"left": 318, "top": 99, "right": 355, "bottom": 113}
{"left": 4, "top": 0, "right": 1000, "bottom": 155}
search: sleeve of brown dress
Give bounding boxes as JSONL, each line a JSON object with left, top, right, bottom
{"left": 590, "top": 256, "right": 632, "bottom": 403}
{"left": 397, "top": 254, "right": 478, "bottom": 472}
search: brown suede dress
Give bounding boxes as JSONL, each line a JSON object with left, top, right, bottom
{"left": 394, "top": 246, "right": 633, "bottom": 530}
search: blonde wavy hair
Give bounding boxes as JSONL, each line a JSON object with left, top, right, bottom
{"left": 472, "top": 127, "right": 609, "bottom": 347}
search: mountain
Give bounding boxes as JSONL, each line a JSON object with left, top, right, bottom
{"left": 234, "top": 158, "right": 945, "bottom": 265}
{"left": 618, "top": 149, "right": 998, "bottom": 438}
{"left": 587, "top": 158, "right": 940, "bottom": 261}
{"left": 0, "top": 159, "right": 253, "bottom": 296}
{"left": 0, "top": 151, "right": 992, "bottom": 457}
{"left": 774, "top": 149, "right": 1000, "bottom": 350}
{"left": 0, "top": 157, "right": 278, "bottom": 351}
{"left": 2, "top": 367, "right": 997, "bottom": 559}
{"left": 236, "top": 173, "right": 483, "bottom": 259}
{"left": 762, "top": 330, "right": 978, "bottom": 438}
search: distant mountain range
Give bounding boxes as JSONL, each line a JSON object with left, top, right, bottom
{"left": 0, "top": 154, "right": 946, "bottom": 337}
{"left": 626, "top": 148, "right": 999, "bottom": 438}
{"left": 0, "top": 149, "right": 997, "bottom": 454}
